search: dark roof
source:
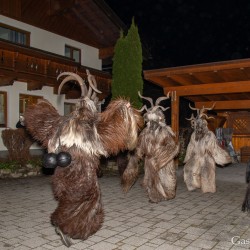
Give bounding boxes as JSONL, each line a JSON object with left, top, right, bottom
{"left": 1, "top": 0, "right": 126, "bottom": 49}
{"left": 144, "top": 58, "right": 250, "bottom": 112}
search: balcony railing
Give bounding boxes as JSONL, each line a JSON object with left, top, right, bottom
{"left": 0, "top": 39, "right": 111, "bottom": 99}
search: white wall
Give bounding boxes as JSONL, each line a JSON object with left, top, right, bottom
{"left": 0, "top": 15, "right": 103, "bottom": 151}
{"left": 0, "top": 15, "right": 102, "bottom": 70}
{"left": 0, "top": 82, "right": 78, "bottom": 151}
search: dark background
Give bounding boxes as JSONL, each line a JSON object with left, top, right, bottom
{"left": 105, "top": 0, "right": 250, "bottom": 69}
{"left": 105, "top": 0, "right": 250, "bottom": 126}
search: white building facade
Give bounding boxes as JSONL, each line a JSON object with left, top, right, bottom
{"left": 0, "top": 15, "right": 103, "bottom": 151}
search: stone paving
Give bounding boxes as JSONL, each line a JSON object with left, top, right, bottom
{"left": 1, "top": 163, "right": 250, "bottom": 250}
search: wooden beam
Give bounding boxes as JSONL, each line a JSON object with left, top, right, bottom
{"left": 27, "top": 80, "right": 43, "bottom": 90}
{"left": 169, "top": 90, "right": 180, "bottom": 167}
{"left": 99, "top": 46, "right": 114, "bottom": 59}
{"left": 0, "top": 76, "right": 15, "bottom": 86}
{"left": 144, "top": 58, "right": 250, "bottom": 78}
{"left": 195, "top": 100, "right": 250, "bottom": 110}
{"left": 163, "top": 80, "right": 250, "bottom": 96}
{"left": 165, "top": 90, "right": 180, "bottom": 140}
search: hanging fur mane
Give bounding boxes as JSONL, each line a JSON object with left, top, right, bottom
{"left": 24, "top": 71, "right": 143, "bottom": 247}
{"left": 122, "top": 92, "right": 179, "bottom": 203}
{"left": 184, "top": 104, "right": 231, "bottom": 193}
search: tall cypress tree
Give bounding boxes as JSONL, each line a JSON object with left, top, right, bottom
{"left": 112, "top": 19, "right": 143, "bottom": 108}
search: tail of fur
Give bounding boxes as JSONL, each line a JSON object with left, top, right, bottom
{"left": 121, "top": 152, "right": 140, "bottom": 193}
{"left": 242, "top": 184, "right": 250, "bottom": 212}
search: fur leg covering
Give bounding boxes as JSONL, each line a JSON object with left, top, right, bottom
{"left": 242, "top": 163, "right": 250, "bottom": 212}
{"left": 143, "top": 162, "right": 176, "bottom": 203}
{"left": 200, "top": 156, "right": 216, "bottom": 193}
{"left": 242, "top": 183, "right": 250, "bottom": 212}
{"left": 143, "top": 158, "right": 177, "bottom": 203}
{"left": 183, "top": 156, "right": 201, "bottom": 191}
{"left": 121, "top": 152, "right": 140, "bottom": 193}
{"left": 143, "top": 161, "right": 177, "bottom": 203}
{"left": 184, "top": 131, "right": 231, "bottom": 193}
{"left": 50, "top": 157, "right": 104, "bottom": 240}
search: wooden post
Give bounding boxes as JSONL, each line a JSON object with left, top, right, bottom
{"left": 165, "top": 90, "right": 180, "bottom": 168}
{"left": 163, "top": 89, "right": 180, "bottom": 138}
{"left": 170, "top": 90, "right": 179, "bottom": 141}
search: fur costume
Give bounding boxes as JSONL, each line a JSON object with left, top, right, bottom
{"left": 122, "top": 92, "right": 179, "bottom": 203}
{"left": 184, "top": 105, "right": 231, "bottom": 193}
{"left": 242, "top": 161, "right": 250, "bottom": 212}
{"left": 24, "top": 72, "right": 143, "bottom": 246}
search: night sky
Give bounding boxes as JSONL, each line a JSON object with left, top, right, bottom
{"left": 104, "top": 0, "right": 250, "bottom": 125}
{"left": 105, "top": 0, "right": 250, "bottom": 70}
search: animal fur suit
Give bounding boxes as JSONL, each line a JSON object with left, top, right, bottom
{"left": 122, "top": 93, "right": 179, "bottom": 203}
{"left": 24, "top": 72, "right": 143, "bottom": 246}
{"left": 184, "top": 106, "right": 231, "bottom": 193}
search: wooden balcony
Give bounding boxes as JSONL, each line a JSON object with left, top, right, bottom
{"left": 0, "top": 39, "right": 111, "bottom": 99}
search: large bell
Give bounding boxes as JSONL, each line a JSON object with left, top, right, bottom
{"left": 56, "top": 152, "right": 72, "bottom": 167}
{"left": 42, "top": 153, "right": 58, "bottom": 168}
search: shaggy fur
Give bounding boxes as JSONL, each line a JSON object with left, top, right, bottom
{"left": 242, "top": 185, "right": 250, "bottom": 212}
{"left": 24, "top": 73, "right": 143, "bottom": 243}
{"left": 98, "top": 98, "right": 143, "bottom": 155}
{"left": 122, "top": 94, "right": 179, "bottom": 203}
{"left": 242, "top": 161, "right": 250, "bottom": 212}
{"left": 184, "top": 106, "right": 231, "bottom": 193}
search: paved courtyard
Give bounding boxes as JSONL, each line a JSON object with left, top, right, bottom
{"left": 1, "top": 163, "right": 250, "bottom": 250}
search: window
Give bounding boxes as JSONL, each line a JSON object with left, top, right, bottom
{"left": 65, "top": 45, "right": 81, "bottom": 63}
{"left": 19, "top": 94, "right": 42, "bottom": 115}
{"left": 0, "top": 23, "right": 30, "bottom": 46}
{"left": 0, "top": 91, "right": 7, "bottom": 127}
{"left": 64, "top": 102, "right": 76, "bottom": 115}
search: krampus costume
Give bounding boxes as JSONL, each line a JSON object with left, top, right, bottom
{"left": 184, "top": 105, "right": 231, "bottom": 193}
{"left": 122, "top": 92, "right": 179, "bottom": 203}
{"left": 24, "top": 72, "right": 143, "bottom": 247}
{"left": 242, "top": 161, "right": 250, "bottom": 212}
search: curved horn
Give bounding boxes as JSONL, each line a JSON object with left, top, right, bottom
{"left": 159, "top": 106, "right": 170, "bottom": 112}
{"left": 57, "top": 72, "right": 87, "bottom": 96}
{"left": 155, "top": 92, "right": 170, "bottom": 106}
{"left": 188, "top": 103, "right": 199, "bottom": 111}
{"left": 86, "top": 70, "right": 102, "bottom": 97}
{"left": 58, "top": 75, "right": 75, "bottom": 95}
{"left": 189, "top": 103, "right": 200, "bottom": 116}
{"left": 138, "top": 91, "right": 154, "bottom": 108}
{"left": 138, "top": 105, "right": 148, "bottom": 112}
{"left": 200, "top": 103, "right": 216, "bottom": 113}
{"left": 186, "top": 113, "right": 196, "bottom": 121}
{"left": 204, "top": 103, "right": 216, "bottom": 111}
{"left": 151, "top": 105, "right": 169, "bottom": 113}
{"left": 199, "top": 103, "right": 216, "bottom": 118}
{"left": 200, "top": 113, "right": 215, "bottom": 120}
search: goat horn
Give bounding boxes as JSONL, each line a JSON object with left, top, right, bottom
{"left": 159, "top": 106, "right": 170, "bottom": 112}
{"left": 201, "top": 113, "right": 215, "bottom": 120}
{"left": 186, "top": 113, "right": 196, "bottom": 121}
{"left": 57, "top": 72, "right": 87, "bottom": 96}
{"left": 199, "top": 103, "right": 216, "bottom": 118}
{"left": 200, "top": 103, "right": 216, "bottom": 112}
{"left": 151, "top": 105, "right": 169, "bottom": 112}
{"left": 188, "top": 103, "right": 199, "bottom": 111}
{"left": 189, "top": 103, "right": 200, "bottom": 116}
{"left": 155, "top": 96, "right": 169, "bottom": 106}
{"left": 155, "top": 92, "right": 170, "bottom": 106}
{"left": 86, "top": 70, "right": 102, "bottom": 97}
{"left": 138, "top": 91, "right": 154, "bottom": 107}
{"left": 138, "top": 105, "right": 148, "bottom": 112}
